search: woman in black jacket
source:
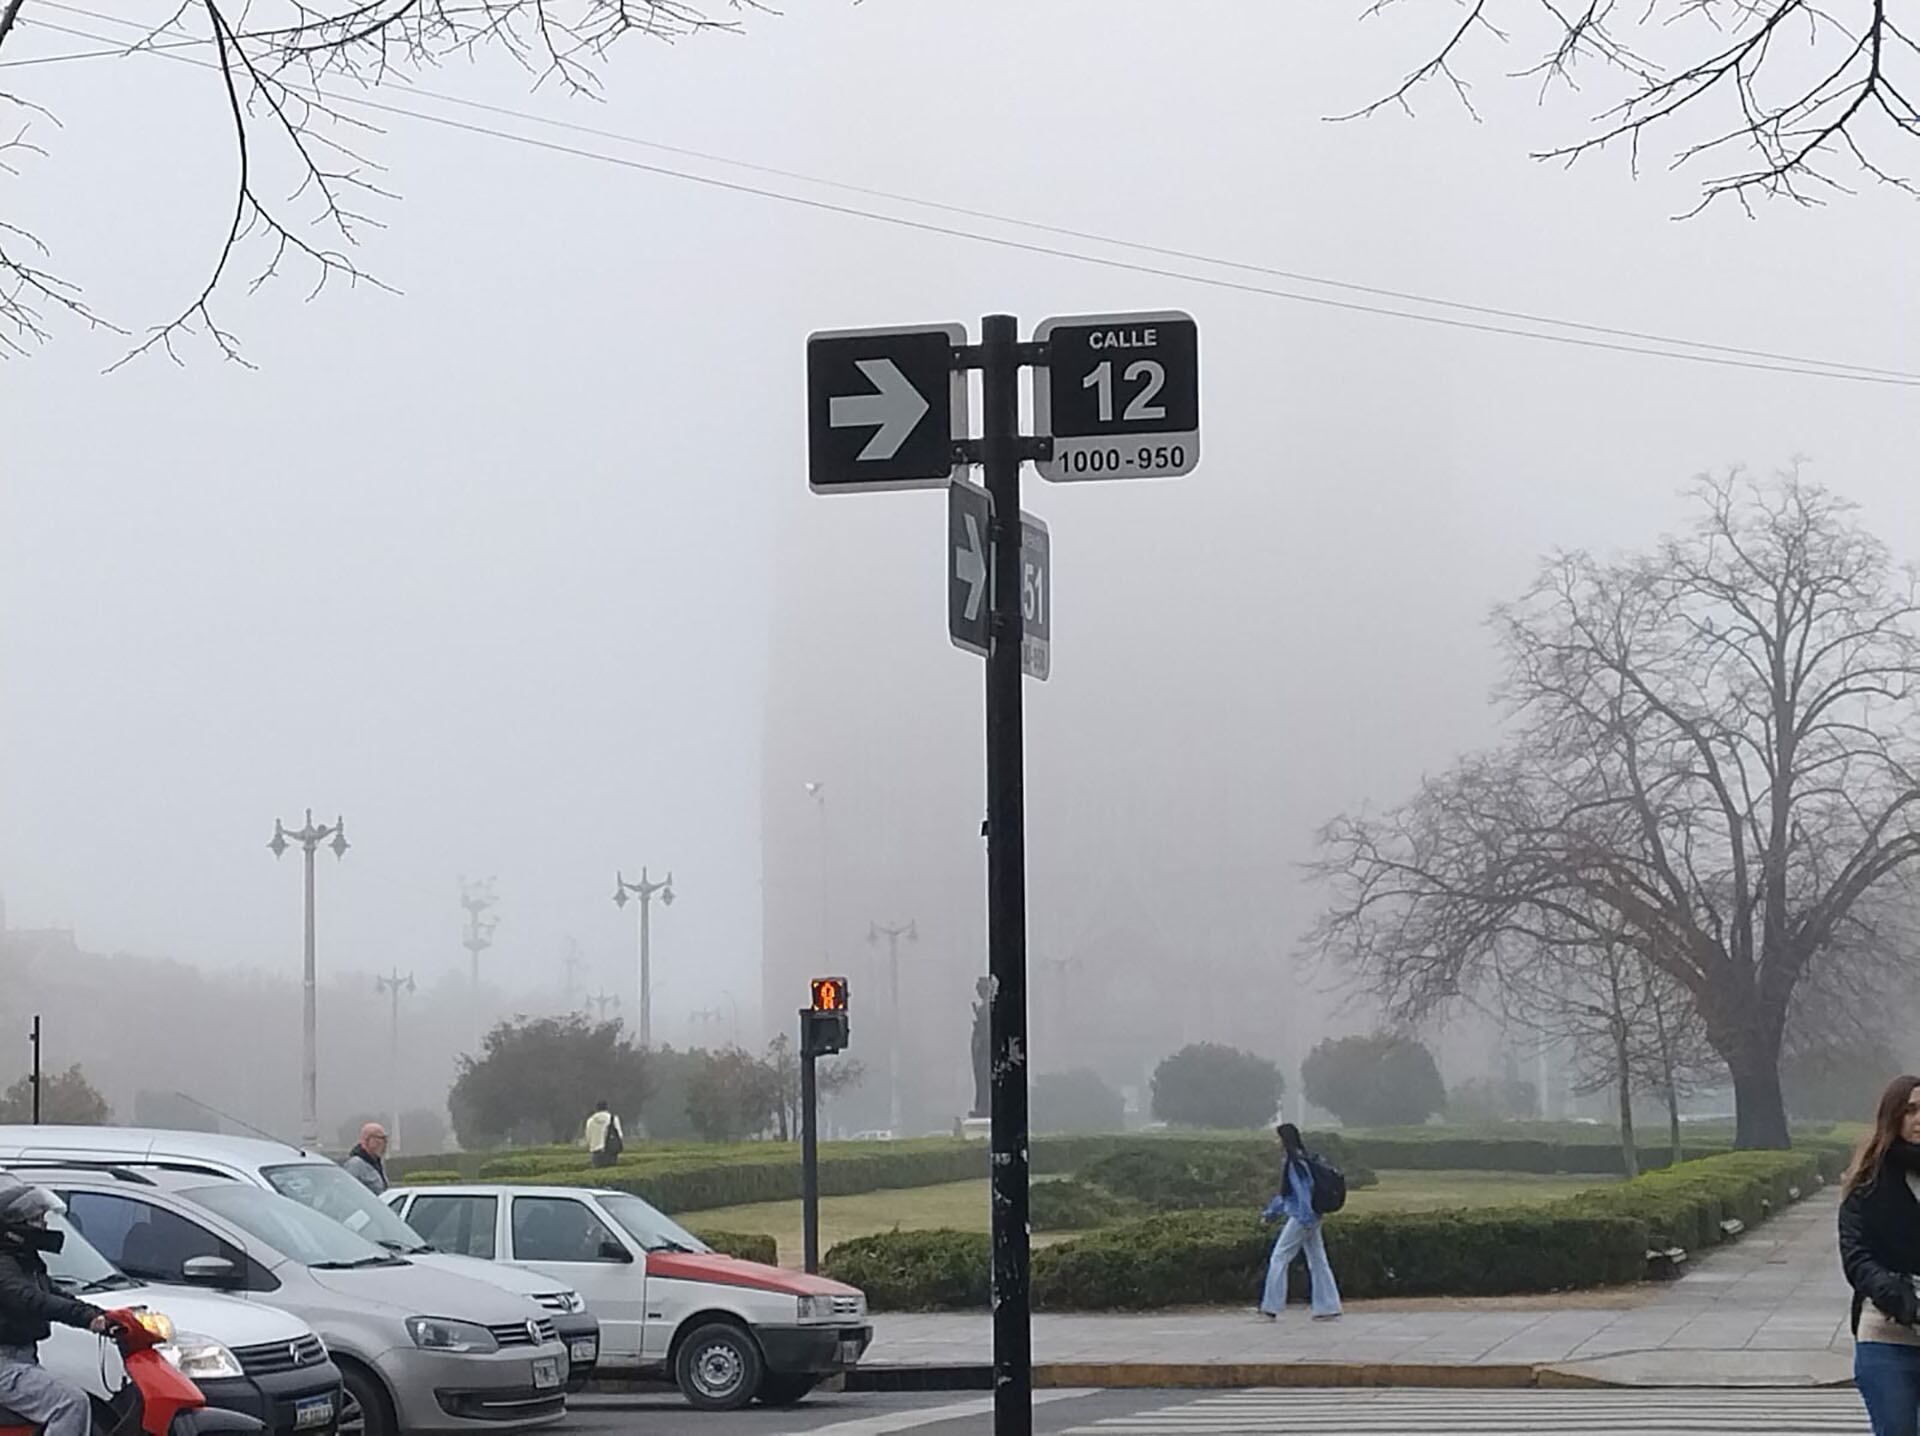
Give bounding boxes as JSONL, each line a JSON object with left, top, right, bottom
{"left": 1841, "top": 1075, "right": 1920, "bottom": 1436}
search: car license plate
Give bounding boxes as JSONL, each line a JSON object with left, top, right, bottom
{"left": 293, "top": 1396, "right": 333, "bottom": 1430}
{"left": 532, "top": 1358, "right": 561, "bottom": 1391}
{"left": 838, "top": 1338, "right": 863, "bottom": 1365}
{"left": 569, "top": 1339, "right": 597, "bottom": 1365}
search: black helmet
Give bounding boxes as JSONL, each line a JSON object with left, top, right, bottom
{"left": 0, "top": 1173, "right": 67, "bottom": 1252}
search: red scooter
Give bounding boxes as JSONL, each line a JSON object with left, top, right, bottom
{"left": 0, "top": 1309, "right": 264, "bottom": 1436}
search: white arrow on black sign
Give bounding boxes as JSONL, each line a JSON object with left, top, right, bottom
{"left": 947, "top": 479, "right": 1050, "bottom": 681}
{"left": 955, "top": 512, "right": 988, "bottom": 624}
{"left": 807, "top": 322, "right": 967, "bottom": 494}
{"left": 829, "top": 359, "right": 931, "bottom": 462}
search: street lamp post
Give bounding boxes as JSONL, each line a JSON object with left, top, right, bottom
{"left": 868, "top": 920, "right": 917, "bottom": 1135}
{"left": 459, "top": 878, "right": 498, "bottom": 1048}
{"left": 586, "top": 989, "right": 621, "bottom": 1022}
{"left": 270, "top": 809, "right": 349, "bottom": 1149}
{"left": 376, "top": 969, "right": 415, "bottom": 1151}
{"left": 805, "top": 783, "right": 828, "bottom": 966}
{"left": 613, "top": 868, "right": 674, "bottom": 1048}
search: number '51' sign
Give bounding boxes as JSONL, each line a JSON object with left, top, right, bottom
{"left": 1033, "top": 309, "right": 1199, "bottom": 483}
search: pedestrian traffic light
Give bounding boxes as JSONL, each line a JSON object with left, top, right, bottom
{"left": 801, "top": 976, "right": 850, "bottom": 1056}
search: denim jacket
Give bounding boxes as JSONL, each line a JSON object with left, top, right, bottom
{"left": 1262, "top": 1155, "right": 1318, "bottom": 1229}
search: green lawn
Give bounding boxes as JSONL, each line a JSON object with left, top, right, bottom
{"left": 681, "top": 1168, "right": 1616, "bottom": 1267}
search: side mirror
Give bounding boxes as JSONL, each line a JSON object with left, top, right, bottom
{"left": 182, "top": 1256, "right": 237, "bottom": 1286}
{"left": 597, "top": 1240, "right": 634, "bottom": 1264}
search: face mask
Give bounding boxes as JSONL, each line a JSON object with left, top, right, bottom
{"left": 11, "top": 1227, "right": 64, "bottom": 1254}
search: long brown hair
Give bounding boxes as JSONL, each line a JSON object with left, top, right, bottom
{"left": 1844, "top": 1075, "right": 1920, "bottom": 1195}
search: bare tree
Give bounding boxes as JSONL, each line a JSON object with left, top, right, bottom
{"left": 0, "top": 1, "right": 755, "bottom": 362}
{"left": 1311, "top": 471, "right": 1920, "bottom": 1149}
{"left": 1492, "top": 927, "right": 1713, "bottom": 1175}
{"left": 1347, "top": 1, "right": 1920, "bottom": 213}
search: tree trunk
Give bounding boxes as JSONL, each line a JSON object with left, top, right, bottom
{"left": 1730, "top": 1049, "right": 1791, "bottom": 1149}
{"left": 1666, "top": 1084, "right": 1683, "bottom": 1166}
{"left": 1615, "top": 1023, "right": 1638, "bottom": 1179}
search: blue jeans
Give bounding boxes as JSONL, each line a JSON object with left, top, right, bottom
{"left": 1261, "top": 1217, "right": 1341, "bottom": 1316}
{"left": 0, "top": 1346, "right": 92, "bottom": 1436}
{"left": 1857, "top": 1340, "right": 1920, "bottom": 1436}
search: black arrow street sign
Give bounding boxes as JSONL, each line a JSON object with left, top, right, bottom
{"left": 949, "top": 480, "right": 1049, "bottom": 681}
{"left": 807, "top": 323, "right": 969, "bottom": 493}
{"left": 1033, "top": 309, "right": 1199, "bottom": 483}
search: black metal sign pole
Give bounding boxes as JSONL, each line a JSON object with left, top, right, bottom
{"left": 800, "top": 1018, "right": 821, "bottom": 1274}
{"left": 29, "top": 1015, "right": 41, "bottom": 1126}
{"left": 979, "top": 313, "right": 1033, "bottom": 1435}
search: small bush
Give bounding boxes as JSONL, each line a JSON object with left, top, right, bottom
{"left": 1150, "top": 1044, "right": 1285, "bottom": 1130}
{"left": 688, "top": 1229, "right": 779, "bottom": 1264}
{"left": 1079, "top": 1135, "right": 1375, "bottom": 1211}
{"left": 1029, "top": 1180, "right": 1141, "bottom": 1232}
{"left": 823, "top": 1230, "right": 991, "bottom": 1310}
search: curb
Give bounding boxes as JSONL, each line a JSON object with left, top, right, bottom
{"left": 831, "top": 1360, "right": 1857, "bottom": 1393}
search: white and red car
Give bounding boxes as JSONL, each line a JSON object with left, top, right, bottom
{"left": 385, "top": 1183, "right": 870, "bottom": 1412}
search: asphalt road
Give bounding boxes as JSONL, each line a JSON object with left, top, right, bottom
{"left": 568, "top": 1386, "right": 1872, "bottom": 1435}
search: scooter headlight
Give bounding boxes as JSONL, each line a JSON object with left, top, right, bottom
{"left": 157, "top": 1332, "right": 245, "bottom": 1380}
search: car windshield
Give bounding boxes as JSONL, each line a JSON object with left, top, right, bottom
{"left": 597, "top": 1193, "right": 708, "bottom": 1254}
{"left": 41, "top": 1213, "right": 139, "bottom": 1294}
{"left": 261, "top": 1162, "right": 430, "bottom": 1253}
{"left": 182, "top": 1183, "right": 394, "bottom": 1268}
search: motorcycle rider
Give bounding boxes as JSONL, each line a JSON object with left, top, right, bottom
{"left": 0, "top": 1173, "right": 113, "bottom": 1436}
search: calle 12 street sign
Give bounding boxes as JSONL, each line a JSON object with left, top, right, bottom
{"left": 807, "top": 323, "right": 969, "bottom": 493}
{"left": 1033, "top": 309, "right": 1199, "bottom": 482}
{"left": 948, "top": 480, "right": 1050, "bottom": 682}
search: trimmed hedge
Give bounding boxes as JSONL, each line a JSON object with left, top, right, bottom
{"left": 821, "top": 1150, "right": 1830, "bottom": 1311}
{"left": 687, "top": 1229, "right": 779, "bottom": 1264}
{"left": 1078, "top": 1135, "right": 1376, "bottom": 1213}
{"left": 401, "top": 1169, "right": 465, "bottom": 1185}
{"left": 1029, "top": 1179, "right": 1142, "bottom": 1232}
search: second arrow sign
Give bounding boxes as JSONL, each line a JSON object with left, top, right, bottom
{"left": 949, "top": 479, "right": 1049, "bottom": 681}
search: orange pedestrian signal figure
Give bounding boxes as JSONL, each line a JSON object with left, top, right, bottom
{"left": 810, "top": 977, "right": 849, "bottom": 1012}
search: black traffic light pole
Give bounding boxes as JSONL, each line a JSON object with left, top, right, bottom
{"left": 979, "top": 314, "right": 1034, "bottom": 1436}
{"left": 28, "top": 1015, "right": 40, "bottom": 1126}
{"left": 800, "top": 1027, "right": 820, "bottom": 1274}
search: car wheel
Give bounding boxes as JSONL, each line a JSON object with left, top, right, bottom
{"left": 674, "top": 1321, "right": 764, "bottom": 1412}
{"left": 755, "top": 1374, "right": 819, "bottom": 1406}
{"left": 338, "top": 1364, "right": 395, "bottom": 1436}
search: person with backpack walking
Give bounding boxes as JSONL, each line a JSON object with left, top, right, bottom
{"left": 1259, "top": 1122, "right": 1342, "bottom": 1321}
{"left": 584, "top": 1100, "right": 624, "bottom": 1169}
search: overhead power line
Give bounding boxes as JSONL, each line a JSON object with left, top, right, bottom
{"left": 15, "top": 5, "right": 1920, "bottom": 389}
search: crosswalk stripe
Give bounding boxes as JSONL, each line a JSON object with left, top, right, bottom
{"left": 1063, "top": 1389, "right": 1868, "bottom": 1435}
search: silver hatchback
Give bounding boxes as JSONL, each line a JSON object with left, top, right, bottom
{"left": 44, "top": 1167, "right": 568, "bottom": 1436}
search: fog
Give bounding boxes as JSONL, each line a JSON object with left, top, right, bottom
{"left": 3, "top": 4, "right": 1917, "bottom": 1142}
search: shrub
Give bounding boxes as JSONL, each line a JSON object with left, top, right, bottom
{"left": 823, "top": 1230, "right": 991, "bottom": 1310}
{"left": 828, "top": 1150, "right": 1832, "bottom": 1310}
{"left": 1031, "top": 1070, "right": 1126, "bottom": 1136}
{"left": 1029, "top": 1180, "right": 1141, "bottom": 1232}
{"left": 688, "top": 1229, "right": 779, "bottom": 1264}
{"left": 1079, "top": 1135, "right": 1375, "bottom": 1212}
{"left": 1302, "top": 1034, "right": 1446, "bottom": 1127}
{"left": 1150, "top": 1044, "right": 1284, "bottom": 1130}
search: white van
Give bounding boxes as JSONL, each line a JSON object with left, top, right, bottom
{"left": 0, "top": 1128, "right": 600, "bottom": 1385}
{"left": 27, "top": 1203, "right": 341, "bottom": 1436}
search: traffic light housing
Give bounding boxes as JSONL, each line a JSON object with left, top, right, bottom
{"left": 801, "top": 976, "right": 850, "bottom": 1056}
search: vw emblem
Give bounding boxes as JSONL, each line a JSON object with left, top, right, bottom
{"left": 526, "top": 1320, "right": 539, "bottom": 1345}
{"left": 288, "top": 1341, "right": 302, "bottom": 1366}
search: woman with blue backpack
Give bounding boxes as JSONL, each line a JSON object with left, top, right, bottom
{"left": 1259, "top": 1123, "right": 1343, "bottom": 1321}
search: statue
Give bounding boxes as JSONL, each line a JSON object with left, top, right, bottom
{"left": 969, "top": 975, "right": 993, "bottom": 1119}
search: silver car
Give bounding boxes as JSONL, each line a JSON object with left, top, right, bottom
{"left": 42, "top": 1167, "right": 568, "bottom": 1436}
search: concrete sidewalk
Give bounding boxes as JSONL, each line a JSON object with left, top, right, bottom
{"left": 860, "top": 1188, "right": 1854, "bottom": 1389}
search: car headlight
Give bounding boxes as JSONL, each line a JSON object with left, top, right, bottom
{"left": 566, "top": 1292, "right": 587, "bottom": 1314}
{"left": 796, "top": 1296, "right": 831, "bottom": 1323}
{"left": 405, "top": 1317, "right": 500, "bottom": 1354}
{"left": 157, "top": 1333, "right": 245, "bottom": 1381}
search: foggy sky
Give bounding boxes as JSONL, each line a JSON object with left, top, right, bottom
{"left": 5, "top": 2, "right": 1918, "bottom": 1106}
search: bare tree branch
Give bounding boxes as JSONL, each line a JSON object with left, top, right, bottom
{"left": 1349, "top": 0, "right": 1920, "bottom": 211}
